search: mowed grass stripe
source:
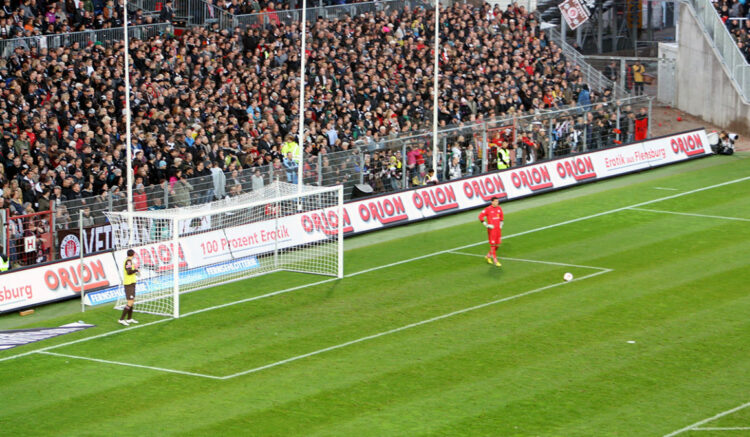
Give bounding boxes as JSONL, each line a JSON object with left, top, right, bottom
{"left": 0, "top": 156, "right": 748, "bottom": 436}
{"left": 60, "top": 253, "right": 582, "bottom": 374}
{"left": 64, "top": 223, "right": 750, "bottom": 429}
{"left": 2, "top": 183, "right": 748, "bottom": 412}
{"left": 175, "top": 255, "right": 750, "bottom": 436}
{"left": 181, "top": 210, "right": 750, "bottom": 432}
{"left": 0, "top": 158, "right": 745, "bottom": 355}
{"left": 293, "top": 264, "right": 750, "bottom": 437}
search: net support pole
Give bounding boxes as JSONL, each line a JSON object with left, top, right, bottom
{"left": 80, "top": 210, "right": 85, "bottom": 313}
{"left": 172, "top": 216, "right": 180, "bottom": 318}
{"left": 123, "top": 0, "right": 134, "bottom": 242}
{"left": 274, "top": 183, "right": 280, "bottom": 270}
{"left": 297, "top": 0, "right": 307, "bottom": 204}
{"left": 337, "top": 185, "right": 344, "bottom": 279}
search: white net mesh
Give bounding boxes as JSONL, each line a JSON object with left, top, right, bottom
{"left": 105, "top": 182, "right": 344, "bottom": 318}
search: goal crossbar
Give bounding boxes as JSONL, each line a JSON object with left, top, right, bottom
{"left": 104, "top": 181, "right": 344, "bottom": 318}
{"left": 124, "top": 183, "right": 338, "bottom": 222}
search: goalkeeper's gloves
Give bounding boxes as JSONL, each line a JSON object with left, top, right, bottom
{"left": 484, "top": 222, "right": 494, "bottom": 229}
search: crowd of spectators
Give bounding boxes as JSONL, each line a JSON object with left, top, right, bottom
{"left": 715, "top": 0, "right": 750, "bottom": 61}
{"left": 0, "top": 1, "right": 631, "bottom": 266}
{"left": 0, "top": 0, "right": 166, "bottom": 40}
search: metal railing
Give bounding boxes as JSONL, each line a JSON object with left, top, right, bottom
{"left": 583, "top": 56, "right": 676, "bottom": 104}
{"left": 231, "top": 0, "right": 419, "bottom": 30}
{"left": 684, "top": 0, "right": 750, "bottom": 102}
{"left": 179, "top": 0, "right": 235, "bottom": 28}
{"left": 0, "top": 23, "right": 171, "bottom": 57}
{"left": 546, "top": 25, "right": 629, "bottom": 98}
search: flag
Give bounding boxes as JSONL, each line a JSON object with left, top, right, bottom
{"left": 558, "top": 0, "right": 590, "bottom": 30}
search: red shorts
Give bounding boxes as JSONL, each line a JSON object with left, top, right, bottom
{"left": 487, "top": 229, "right": 502, "bottom": 245}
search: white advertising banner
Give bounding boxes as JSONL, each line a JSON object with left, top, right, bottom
{"left": 0, "top": 253, "right": 120, "bottom": 312}
{"left": 0, "top": 130, "right": 712, "bottom": 313}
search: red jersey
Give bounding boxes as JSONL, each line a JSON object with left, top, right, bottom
{"left": 479, "top": 205, "right": 503, "bottom": 227}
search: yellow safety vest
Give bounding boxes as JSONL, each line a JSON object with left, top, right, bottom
{"left": 280, "top": 141, "right": 300, "bottom": 161}
{"left": 497, "top": 148, "right": 510, "bottom": 169}
{"left": 0, "top": 256, "right": 8, "bottom": 272}
{"left": 123, "top": 258, "right": 137, "bottom": 285}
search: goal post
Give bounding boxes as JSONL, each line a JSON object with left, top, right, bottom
{"left": 105, "top": 182, "right": 344, "bottom": 318}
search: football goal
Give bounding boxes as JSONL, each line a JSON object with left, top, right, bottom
{"left": 104, "top": 182, "right": 344, "bottom": 318}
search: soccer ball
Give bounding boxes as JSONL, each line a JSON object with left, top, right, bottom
{"left": 563, "top": 272, "right": 574, "bottom": 282}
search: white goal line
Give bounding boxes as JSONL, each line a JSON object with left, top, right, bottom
{"left": 1, "top": 175, "right": 748, "bottom": 365}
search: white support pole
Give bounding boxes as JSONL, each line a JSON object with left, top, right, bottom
{"left": 337, "top": 185, "right": 343, "bottom": 279}
{"left": 297, "top": 0, "right": 307, "bottom": 200}
{"left": 431, "top": 0, "right": 440, "bottom": 172}
{"left": 79, "top": 210, "right": 85, "bottom": 313}
{"left": 123, "top": 0, "right": 134, "bottom": 242}
{"left": 172, "top": 217, "right": 179, "bottom": 318}
{"left": 274, "top": 183, "right": 280, "bottom": 270}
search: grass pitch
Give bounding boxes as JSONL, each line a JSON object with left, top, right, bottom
{"left": 1, "top": 153, "right": 750, "bottom": 436}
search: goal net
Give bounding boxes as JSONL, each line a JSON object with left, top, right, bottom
{"left": 104, "top": 182, "right": 344, "bottom": 318}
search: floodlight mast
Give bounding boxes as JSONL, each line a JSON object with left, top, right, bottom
{"left": 123, "top": 0, "right": 134, "bottom": 241}
{"left": 297, "top": 0, "right": 308, "bottom": 204}
{"left": 431, "top": 0, "right": 440, "bottom": 174}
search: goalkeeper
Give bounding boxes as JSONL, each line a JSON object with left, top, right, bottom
{"left": 478, "top": 197, "right": 504, "bottom": 267}
{"left": 118, "top": 249, "right": 140, "bottom": 326}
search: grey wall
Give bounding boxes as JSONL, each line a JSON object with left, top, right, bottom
{"left": 676, "top": 4, "right": 750, "bottom": 135}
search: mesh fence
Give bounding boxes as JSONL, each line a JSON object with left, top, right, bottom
{"left": 0, "top": 24, "right": 171, "bottom": 57}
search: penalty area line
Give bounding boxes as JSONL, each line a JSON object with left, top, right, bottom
{"left": 663, "top": 401, "right": 750, "bottom": 436}
{"left": 38, "top": 351, "right": 223, "bottom": 379}
{"left": 219, "top": 268, "right": 612, "bottom": 379}
{"left": 448, "top": 251, "right": 612, "bottom": 272}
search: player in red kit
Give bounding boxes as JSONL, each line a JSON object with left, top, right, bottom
{"left": 478, "top": 197, "right": 504, "bottom": 267}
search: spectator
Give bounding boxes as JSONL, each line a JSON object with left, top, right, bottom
{"left": 159, "top": 0, "right": 174, "bottom": 24}
{"left": 133, "top": 183, "right": 147, "bottom": 211}
{"left": 80, "top": 205, "right": 95, "bottom": 227}
{"left": 577, "top": 84, "right": 591, "bottom": 108}
{"left": 632, "top": 61, "right": 645, "bottom": 96}
{"left": 448, "top": 155, "right": 462, "bottom": 180}
{"left": 210, "top": 161, "right": 227, "bottom": 200}
{"left": 283, "top": 152, "right": 298, "bottom": 184}
{"left": 604, "top": 60, "right": 619, "bottom": 83}
{"left": 251, "top": 169, "right": 265, "bottom": 191}
{"left": 170, "top": 171, "right": 192, "bottom": 207}
{"left": 55, "top": 204, "right": 71, "bottom": 231}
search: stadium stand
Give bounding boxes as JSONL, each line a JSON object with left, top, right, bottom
{"left": 0, "top": 0, "right": 645, "bottom": 266}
